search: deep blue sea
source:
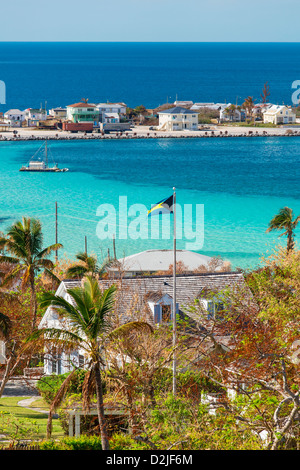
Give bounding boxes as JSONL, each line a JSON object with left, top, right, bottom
{"left": 0, "top": 43, "right": 300, "bottom": 270}
{"left": 0, "top": 42, "right": 300, "bottom": 109}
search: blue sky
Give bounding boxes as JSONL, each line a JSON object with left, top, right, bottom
{"left": 0, "top": 0, "right": 299, "bottom": 42}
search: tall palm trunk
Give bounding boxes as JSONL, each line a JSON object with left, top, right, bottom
{"left": 30, "top": 275, "right": 37, "bottom": 331}
{"left": 287, "top": 230, "right": 295, "bottom": 253}
{"left": 94, "top": 360, "right": 110, "bottom": 450}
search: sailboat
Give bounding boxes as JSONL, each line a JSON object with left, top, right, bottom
{"left": 19, "top": 141, "right": 69, "bottom": 172}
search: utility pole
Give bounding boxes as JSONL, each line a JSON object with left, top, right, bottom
{"left": 55, "top": 201, "right": 58, "bottom": 262}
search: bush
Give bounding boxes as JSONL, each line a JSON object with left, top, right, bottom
{"left": 36, "top": 370, "right": 89, "bottom": 405}
{"left": 38, "top": 435, "right": 102, "bottom": 450}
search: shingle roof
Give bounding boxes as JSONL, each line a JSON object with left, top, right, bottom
{"left": 157, "top": 106, "right": 198, "bottom": 115}
{"left": 61, "top": 271, "right": 245, "bottom": 316}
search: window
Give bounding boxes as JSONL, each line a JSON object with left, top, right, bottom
{"left": 161, "top": 305, "right": 171, "bottom": 323}
{"left": 207, "top": 301, "right": 225, "bottom": 320}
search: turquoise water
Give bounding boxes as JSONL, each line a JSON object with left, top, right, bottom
{"left": 0, "top": 137, "right": 300, "bottom": 270}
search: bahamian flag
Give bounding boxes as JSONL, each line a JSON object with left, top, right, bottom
{"left": 148, "top": 194, "right": 174, "bottom": 217}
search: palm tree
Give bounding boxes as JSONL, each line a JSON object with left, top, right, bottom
{"left": 242, "top": 96, "right": 255, "bottom": 121}
{"left": 31, "top": 276, "right": 152, "bottom": 450}
{"left": 0, "top": 217, "right": 62, "bottom": 330}
{"left": 266, "top": 207, "right": 300, "bottom": 253}
{"left": 66, "top": 252, "right": 109, "bottom": 279}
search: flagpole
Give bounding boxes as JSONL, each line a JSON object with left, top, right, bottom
{"left": 172, "top": 187, "right": 177, "bottom": 396}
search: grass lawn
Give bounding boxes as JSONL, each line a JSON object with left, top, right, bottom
{"left": 0, "top": 396, "right": 64, "bottom": 442}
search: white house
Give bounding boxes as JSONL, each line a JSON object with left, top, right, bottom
{"left": 49, "top": 107, "right": 67, "bottom": 119}
{"left": 263, "top": 105, "right": 296, "bottom": 125}
{"left": 96, "top": 103, "right": 127, "bottom": 123}
{"left": 108, "top": 249, "right": 229, "bottom": 277}
{"left": 38, "top": 271, "right": 245, "bottom": 375}
{"left": 3, "top": 109, "right": 26, "bottom": 127}
{"left": 157, "top": 106, "right": 199, "bottom": 131}
{"left": 25, "top": 108, "right": 47, "bottom": 127}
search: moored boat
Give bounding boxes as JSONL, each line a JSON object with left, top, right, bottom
{"left": 19, "top": 141, "right": 69, "bottom": 172}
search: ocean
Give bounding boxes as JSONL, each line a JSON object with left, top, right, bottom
{"left": 0, "top": 136, "right": 299, "bottom": 270}
{"left": 0, "top": 42, "right": 300, "bottom": 109}
{"left": 0, "top": 42, "right": 299, "bottom": 270}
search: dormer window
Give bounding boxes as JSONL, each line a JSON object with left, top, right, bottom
{"left": 207, "top": 300, "right": 225, "bottom": 320}
{"left": 146, "top": 292, "right": 177, "bottom": 325}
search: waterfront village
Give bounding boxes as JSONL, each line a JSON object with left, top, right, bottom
{"left": 0, "top": 95, "right": 300, "bottom": 140}
{"left": 1, "top": 94, "right": 300, "bottom": 451}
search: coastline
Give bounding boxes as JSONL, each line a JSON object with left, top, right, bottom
{"left": 0, "top": 124, "right": 299, "bottom": 141}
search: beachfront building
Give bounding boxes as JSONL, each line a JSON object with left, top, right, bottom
{"left": 3, "top": 109, "right": 26, "bottom": 127}
{"left": 0, "top": 121, "right": 10, "bottom": 132}
{"left": 66, "top": 100, "right": 100, "bottom": 125}
{"left": 263, "top": 105, "right": 296, "bottom": 125}
{"left": 157, "top": 106, "right": 199, "bottom": 131}
{"left": 219, "top": 104, "right": 246, "bottom": 122}
{"left": 49, "top": 107, "right": 67, "bottom": 119}
{"left": 25, "top": 108, "right": 47, "bottom": 127}
{"left": 96, "top": 102, "right": 127, "bottom": 123}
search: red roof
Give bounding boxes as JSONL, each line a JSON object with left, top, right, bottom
{"left": 67, "top": 102, "right": 97, "bottom": 108}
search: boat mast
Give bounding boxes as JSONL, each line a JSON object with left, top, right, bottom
{"left": 45, "top": 141, "right": 48, "bottom": 167}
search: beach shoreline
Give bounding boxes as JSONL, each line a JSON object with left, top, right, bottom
{"left": 0, "top": 124, "right": 299, "bottom": 141}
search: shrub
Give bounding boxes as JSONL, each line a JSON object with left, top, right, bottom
{"left": 38, "top": 435, "right": 102, "bottom": 450}
{"left": 36, "top": 370, "right": 89, "bottom": 405}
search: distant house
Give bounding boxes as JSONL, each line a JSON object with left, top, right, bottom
{"left": 263, "top": 105, "right": 296, "bottom": 125}
{"left": 173, "top": 100, "right": 193, "bottom": 108}
{"left": 3, "top": 109, "right": 26, "bottom": 127}
{"left": 25, "top": 108, "right": 47, "bottom": 127}
{"left": 220, "top": 104, "right": 246, "bottom": 122}
{"left": 39, "top": 271, "right": 245, "bottom": 375}
{"left": 96, "top": 103, "right": 127, "bottom": 123}
{"left": 108, "top": 249, "right": 229, "bottom": 277}
{"left": 66, "top": 100, "right": 100, "bottom": 125}
{"left": 49, "top": 107, "right": 67, "bottom": 119}
{"left": 102, "top": 112, "right": 120, "bottom": 124}
{"left": 0, "top": 121, "right": 11, "bottom": 132}
{"left": 157, "top": 106, "right": 199, "bottom": 131}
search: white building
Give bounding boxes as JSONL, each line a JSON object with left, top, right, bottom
{"left": 263, "top": 105, "right": 296, "bottom": 125}
{"left": 49, "top": 107, "right": 67, "bottom": 119}
{"left": 108, "top": 249, "right": 228, "bottom": 277}
{"left": 96, "top": 103, "right": 127, "bottom": 123}
{"left": 39, "top": 271, "right": 244, "bottom": 375}
{"left": 3, "top": 109, "right": 26, "bottom": 127}
{"left": 25, "top": 108, "right": 47, "bottom": 126}
{"left": 157, "top": 106, "right": 199, "bottom": 131}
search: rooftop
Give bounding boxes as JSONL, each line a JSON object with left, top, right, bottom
{"left": 109, "top": 249, "right": 226, "bottom": 274}
{"left": 158, "top": 106, "right": 198, "bottom": 115}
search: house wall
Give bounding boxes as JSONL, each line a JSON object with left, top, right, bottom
{"left": 158, "top": 113, "right": 198, "bottom": 131}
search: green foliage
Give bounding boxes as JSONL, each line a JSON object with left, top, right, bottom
{"left": 38, "top": 435, "right": 102, "bottom": 450}
{"left": 110, "top": 433, "right": 150, "bottom": 450}
{"left": 36, "top": 370, "right": 88, "bottom": 405}
{"left": 0, "top": 410, "right": 40, "bottom": 441}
